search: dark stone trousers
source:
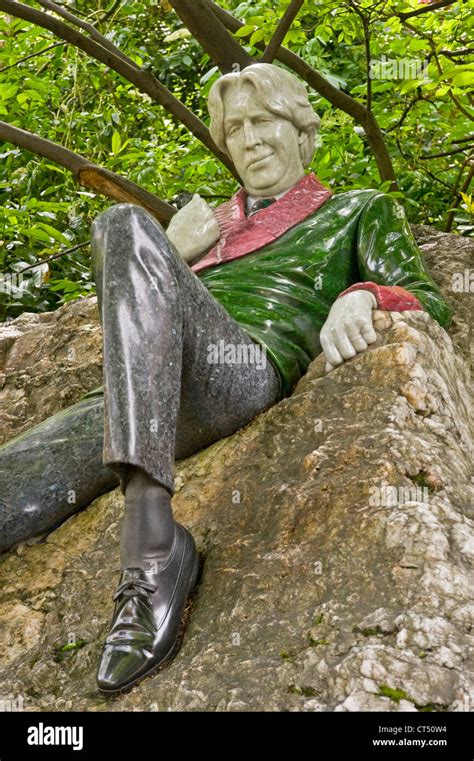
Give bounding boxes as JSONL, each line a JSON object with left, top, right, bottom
{"left": 0, "top": 204, "right": 283, "bottom": 552}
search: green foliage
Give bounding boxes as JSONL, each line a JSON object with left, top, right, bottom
{"left": 0, "top": 0, "right": 472, "bottom": 319}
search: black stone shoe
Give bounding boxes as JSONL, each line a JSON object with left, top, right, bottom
{"left": 96, "top": 523, "right": 199, "bottom": 694}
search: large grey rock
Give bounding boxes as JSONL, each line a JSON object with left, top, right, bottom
{"left": 0, "top": 226, "right": 472, "bottom": 711}
{"left": 412, "top": 224, "right": 472, "bottom": 371}
{"left": 0, "top": 309, "right": 471, "bottom": 712}
{"left": 0, "top": 298, "right": 102, "bottom": 445}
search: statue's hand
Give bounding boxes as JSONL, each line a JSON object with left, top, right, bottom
{"left": 166, "top": 194, "right": 220, "bottom": 263}
{"left": 320, "top": 290, "right": 378, "bottom": 373}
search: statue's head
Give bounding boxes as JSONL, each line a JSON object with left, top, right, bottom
{"left": 208, "top": 63, "right": 320, "bottom": 198}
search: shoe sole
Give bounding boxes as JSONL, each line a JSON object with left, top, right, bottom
{"left": 97, "top": 550, "right": 201, "bottom": 697}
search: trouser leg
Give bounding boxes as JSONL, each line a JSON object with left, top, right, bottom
{"left": 90, "top": 203, "right": 283, "bottom": 497}
{"left": 0, "top": 395, "right": 118, "bottom": 552}
{"left": 0, "top": 204, "right": 283, "bottom": 553}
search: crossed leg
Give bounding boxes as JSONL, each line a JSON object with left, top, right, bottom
{"left": 0, "top": 204, "right": 283, "bottom": 553}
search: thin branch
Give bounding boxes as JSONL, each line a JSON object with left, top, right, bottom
{"left": 0, "top": 121, "right": 177, "bottom": 224}
{"left": 36, "top": 0, "right": 135, "bottom": 66}
{"left": 424, "top": 166, "right": 460, "bottom": 193}
{"left": 436, "top": 47, "right": 473, "bottom": 61}
{"left": 420, "top": 145, "right": 473, "bottom": 160}
{"left": 15, "top": 242, "right": 90, "bottom": 273}
{"left": 260, "top": 0, "right": 305, "bottom": 64}
{"left": 168, "top": 0, "right": 253, "bottom": 73}
{"left": 447, "top": 91, "right": 474, "bottom": 122}
{"left": 100, "top": 0, "right": 122, "bottom": 24}
{"left": 449, "top": 134, "right": 474, "bottom": 144}
{"left": 385, "top": 94, "right": 424, "bottom": 133}
{"left": 398, "top": 0, "right": 457, "bottom": 20}
{"left": 0, "top": 40, "right": 64, "bottom": 72}
{"left": 445, "top": 163, "right": 474, "bottom": 232}
{"left": 402, "top": 18, "right": 474, "bottom": 123}
{"left": 348, "top": 1, "right": 372, "bottom": 112}
{"left": 0, "top": 0, "right": 239, "bottom": 179}
{"left": 208, "top": 1, "right": 366, "bottom": 121}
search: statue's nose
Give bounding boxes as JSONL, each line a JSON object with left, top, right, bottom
{"left": 243, "top": 120, "right": 262, "bottom": 148}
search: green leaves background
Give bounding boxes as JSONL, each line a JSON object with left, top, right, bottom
{"left": 0, "top": 0, "right": 472, "bottom": 319}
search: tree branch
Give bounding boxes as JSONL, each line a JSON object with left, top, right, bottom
{"left": 260, "top": 0, "right": 305, "bottom": 64}
{"left": 0, "top": 121, "right": 177, "bottom": 224}
{"left": 207, "top": 0, "right": 397, "bottom": 187}
{"left": 0, "top": 40, "right": 64, "bottom": 73}
{"left": 0, "top": 0, "right": 239, "bottom": 179}
{"left": 393, "top": 16, "right": 473, "bottom": 124}
{"left": 168, "top": 0, "right": 253, "bottom": 73}
{"left": 36, "top": 0, "right": 135, "bottom": 66}
{"left": 398, "top": 0, "right": 457, "bottom": 20}
{"left": 385, "top": 94, "right": 424, "bottom": 133}
{"left": 18, "top": 242, "right": 90, "bottom": 273}
{"left": 420, "top": 145, "right": 473, "bottom": 160}
{"left": 208, "top": 1, "right": 367, "bottom": 120}
{"left": 348, "top": 0, "right": 372, "bottom": 112}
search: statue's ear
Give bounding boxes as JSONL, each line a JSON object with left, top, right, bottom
{"left": 297, "top": 129, "right": 309, "bottom": 165}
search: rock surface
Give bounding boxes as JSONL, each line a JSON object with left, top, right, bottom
{"left": 0, "top": 298, "right": 102, "bottom": 445}
{"left": 0, "top": 227, "right": 472, "bottom": 712}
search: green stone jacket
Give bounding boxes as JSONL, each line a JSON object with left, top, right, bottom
{"left": 83, "top": 188, "right": 450, "bottom": 403}
{"left": 196, "top": 189, "right": 451, "bottom": 396}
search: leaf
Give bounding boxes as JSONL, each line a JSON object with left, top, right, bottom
{"left": 452, "top": 71, "right": 474, "bottom": 88}
{"left": 111, "top": 131, "right": 121, "bottom": 155}
{"left": 234, "top": 25, "right": 256, "bottom": 38}
{"left": 0, "top": 84, "right": 18, "bottom": 101}
{"left": 35, "top": 223, "right": 70, "bottom": 245}
{"left": 460, "top": 192, "right": 474, "bottom": 214}
{"left": 250, "top": 28, "right": 266, "bottom": 46}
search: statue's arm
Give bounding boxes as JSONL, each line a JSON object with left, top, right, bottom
{"left": 344, "top": 192, "right": 452, "bottom": 329}
{"left": 319, "top": 192, "right": 452, "bottom": 372}
{"left": 166, "top": 194, "right": 220, "bottom": 264}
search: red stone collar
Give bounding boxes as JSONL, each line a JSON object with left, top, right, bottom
{"left": 191, "top": 172, "right": 333, "bottom": 274}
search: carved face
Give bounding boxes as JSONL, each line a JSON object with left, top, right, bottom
{"left": 222, "top": 83, "right": 305, "bottom": 198}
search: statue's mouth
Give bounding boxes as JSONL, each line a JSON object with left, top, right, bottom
{"left": 247, "top": 153, "right": 273, "bottom": 170}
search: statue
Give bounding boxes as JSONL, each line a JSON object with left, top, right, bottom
{"left": 0, "top": 64, "right": 451, "bottom": 694}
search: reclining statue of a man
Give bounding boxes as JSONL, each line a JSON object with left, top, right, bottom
{"left": 0, "top": 63, "right": 450, "bottom": 694}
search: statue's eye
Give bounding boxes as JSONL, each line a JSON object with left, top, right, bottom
{"left": 255, "top": 117, "right": 271, "bottom": 125}
{"left": 228, "top": 124, "right": 241, "bottom": 136}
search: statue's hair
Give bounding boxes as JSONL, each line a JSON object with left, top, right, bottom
{"left": 208, "top": 63, "right": 320, "bottom": 168}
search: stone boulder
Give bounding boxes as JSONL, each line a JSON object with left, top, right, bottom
{"left": 0, "top": 298, "right": 102, "bottom": 445}
{"left": 0, "top": 227, "right": 472, "bottom": 712}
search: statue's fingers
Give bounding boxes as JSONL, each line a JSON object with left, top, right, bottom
{"left": 325, "top": 361, "right": 335, "bottom": 373}
{"left": 350, "top": 334, "right": 368, "bottom": 353}
{"left": 333, "top": 329, "right": 357, "bottom": 360}
{"left": 355, "top": 317, "right": 377, "bottom": 344}
{"left": 346, "top": 323, "right": 368, "bottom": 352}
{"left": 320, "top": 329, "right": 344, "bottom": 367}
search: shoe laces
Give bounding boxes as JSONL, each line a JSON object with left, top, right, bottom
{"left": 113, "top": 576, "right": 156, "bottom": 602}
